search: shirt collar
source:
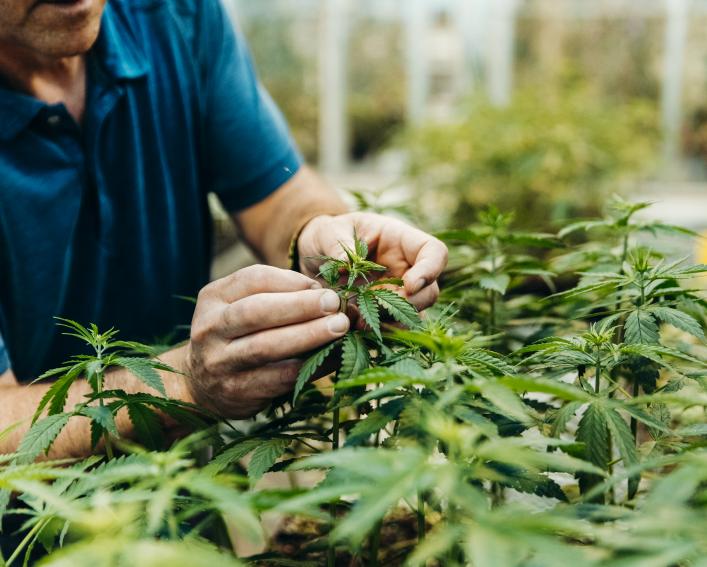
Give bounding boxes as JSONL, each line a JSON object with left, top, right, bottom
{"left": 0, "top": 3, "right": 148, "bottom": 141}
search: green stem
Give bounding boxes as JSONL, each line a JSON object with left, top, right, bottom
{"left": 417, "top": 490, "right": 426, "bottom": 543}
{"left": 327, "top": 406, "right": 341, "bottom": 567}
{"left": 6, "top": 519, "right": 46, "bottom": 567}
{"left": 369, "top": 520, "right": 382, "bottom": 567}
{"left": 595, "top": 358, "right": 601, "bottom": 394}
{"left": 630, "top": 379, "right": 640, "bottom": 441}
{"left": 94, "top": 345, "right": 114, "bottom": 460}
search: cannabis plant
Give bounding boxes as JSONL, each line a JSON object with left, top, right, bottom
{"left": 1, "top": 202, "right": 706, "bottom": 567}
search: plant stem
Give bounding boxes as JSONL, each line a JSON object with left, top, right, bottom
{"left": 95, "top": 344, "right": 114, "bottom": 460}
{"left": 327, "top": 405, "right": 341, "bottom": 567}
{"left": 417, "top": 490, "right": 426, "bottom": 542}
{"left": 5, "top": 519, "right": 45, "bottom": 567}
{"left": 369, "top": 520, "right": 382, "bottom": 566}
{"left": 630, "top": 378, "right": 640, "bottom": 440}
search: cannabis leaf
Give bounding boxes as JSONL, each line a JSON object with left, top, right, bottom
{"left": 358, "top": 290, "right": 382, "bottom": 341}
{"left": 293, "top": 341, "right": 338, "bottom": 403}
{"left": 339, "top": 332, "right": 370, "bottom": 382}
{"left": 372, "top": 289, "right": 422, "bottom": 329}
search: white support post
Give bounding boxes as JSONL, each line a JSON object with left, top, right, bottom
{"left": 458, "top": 0, "right": 491, "bottom": 93}
{"left": 405, "top": 0, "right": 428, "bottom": 126}
{"left": 661, "top": 0, "right": 688, "bottom": 169}
{"left": 319, "top": 0, "right": 350, "bottom": 174}
{"left": 486, "top": 0, "right": 518, "bottom": 107}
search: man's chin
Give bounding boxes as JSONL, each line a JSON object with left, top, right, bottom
{"left": 25, "top": 0, "right": 104, "bottom": 57}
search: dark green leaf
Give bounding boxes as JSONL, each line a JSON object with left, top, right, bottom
{"left": 358, "top": 290, "right": 382, "bottom": 341}
{"left": 80, "top": 405, "right": 119, "bottom": 437}
{"left": 339, "top": 332, "right": 370, "bottom": 382}
{"left": 248, "top": 438, "right": 291, "bottom": 482}
{"left": 479, "top": 274, "right": 511, "bottom": 295}
{"left": 293, "top": 342, "right": 337, "bottom": 403}
{"left": 345, "top": 398, "right": 406, "bottom": 447}
{"left": 372, "top": 289, "right": 421, "bottom": 329}
{"left": 624, "top": 310, "right": 659, "bottom": 345}
{"left": 127, "top": 403, "right": 164, "bottom": 450}
{"left": 114, "top": 357, "right": 167, "bottom": 397}
{"left": 16, "top": 414, "right": 71, "bottom": 463}
{"left": 651, "top": 306, "right": 704, "bottom": 339}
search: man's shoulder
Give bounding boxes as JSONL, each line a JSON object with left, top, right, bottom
{"left": 111, "top": 0, "right": 230, "bottom": 47}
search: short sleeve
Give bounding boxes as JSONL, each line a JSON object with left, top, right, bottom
{"left": 195, "top": 0, "right": 303, "bottom": 212}
{"left": 0, "top": 331, "right": 10, "bottom": 375}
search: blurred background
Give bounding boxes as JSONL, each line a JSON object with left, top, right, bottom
{"left": 214, "top": 0, "right": 707, "bottom": 274}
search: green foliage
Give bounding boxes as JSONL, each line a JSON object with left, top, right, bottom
{"left": 401, "top": 86, "right": 659, "bottom": 230}
{"left": 2, "top": 204, "right": 706, "bottom": 566}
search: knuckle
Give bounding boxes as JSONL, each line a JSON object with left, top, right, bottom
{"left": 235, "top": 338, "right": 264, "bottom": 368}
{"left": 196, "top": 283, "right": 214, "bottom": 303}
{"left": 222, "top": 301, "right": 245, "bottom": 331}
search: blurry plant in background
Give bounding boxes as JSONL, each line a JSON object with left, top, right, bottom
{"left": 401, "top": 84, "right": 660, "bottom": 231}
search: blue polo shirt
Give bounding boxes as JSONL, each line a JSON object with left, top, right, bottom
{"left": 0, "top": 0, "right": 302, "bottom": 382}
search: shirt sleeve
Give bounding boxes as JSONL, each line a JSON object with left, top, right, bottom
{"left": 195, "top": 0, "right": 303, "bottom": 212}
{"left": 0, "top": 331, "right": 10, "bottom": 375}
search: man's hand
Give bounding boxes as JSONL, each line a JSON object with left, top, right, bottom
{"left": 297, "top": 212, "right": 449, "bottom": 310}
{"left": 185, "top": 265, "right": 350, "bottom": 418}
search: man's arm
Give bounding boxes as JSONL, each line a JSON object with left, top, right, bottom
{"left": 0, "top": 265, "right": 351, "bottom": 459}
{"left": 233, "top": 166, "right": 349, "bottom": 268}
{"left": 0, "top": 347, "right": 192, "bottom": 459}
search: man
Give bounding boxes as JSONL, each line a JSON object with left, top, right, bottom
{"left": 0, "top": 0, "right": 447, "bottom": 458}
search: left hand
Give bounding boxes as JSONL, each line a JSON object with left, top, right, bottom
{"left": 297, "top": 212, "right": 448, "bottom": 310}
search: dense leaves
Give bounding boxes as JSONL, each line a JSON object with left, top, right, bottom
{"left": 2, "top": 209, "right": 706, "bottom": 566}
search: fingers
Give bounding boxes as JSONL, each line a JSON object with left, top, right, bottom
{"left": 406, "top": 280, "right": 440, "bottom": 310}
{"left": 402, "top": 237, "right": 448, "bottom": 297}
{"left": 221, "top": 289, "right": 342, "bottom": 338}
{"left": 205, "top": 264, "right": 320, "bottom": 304}
{"left": 220, "top": 312, "right": 350, "bottom": 369}
{"left": 214, "top": 360, "right": 301, "bottom": 419}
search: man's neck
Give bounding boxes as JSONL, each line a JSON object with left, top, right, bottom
{"left": 0, "top": 41, "right": 87, "bottom": 124}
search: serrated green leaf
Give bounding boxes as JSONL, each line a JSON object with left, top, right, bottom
{"left": 33, "top": 365, "right": 83, "bottom": 423}
{"left": 499, "top": 376, "right": 591, "bottom": 402}
{"left": 605, "top": 408, "right": 639, "bottom": 471}
{"left": 248, "top": 438, "right": 291, "bottom": 482}
{"left": 114, "top": 357, "right": 167, "bottom": 397}
{"left": 477, "top": 381, "right": 531, "bottom": 424}
{"left": 624, "top": 309, "right": 659, "bottom": 345}
{"left": 345, "top": 398, "right": 406, "bottom": 447}
{"left": 80, "top": 405, "right": 119, "bottom": 437}
{"left": 651, "top": 306, "right": 704, "bottom": 339}
{"left": 479, "top": 273, "right": 511, "bottom": 295}
{"left": 358, "top": 290, "right": 382, "bottom": 341}
{"left": 339, "top": 332, "right": 370, "bottom": 383}
{"left": 16, "top": 414, "right": 71, "bottom": 463}
{"left": 318, "top": 260, "right": 342, "bottom": 287}
{"left": 208, "top": 438, "right": 262, "bottom": 474}
{"left": 574, "top": 404, "right": 612, "bottom": 499}
{"left": 576, "top": 404, "right": 610, "bottom": 472}
{"left": 127, "top": 403, "right": 164, "bottom": 450}
{"left": 372, "top": 289, "right": 421, "bottom": 329}
{"left": 293, "top": 342, "right": 337, "bottom": 403}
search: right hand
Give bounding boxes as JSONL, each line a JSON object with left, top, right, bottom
{"left": 184, "top": 265, "right": 349, "bottom": 419}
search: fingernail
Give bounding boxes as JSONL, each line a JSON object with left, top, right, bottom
{"left": 320, "top": 290, "right": 340, "bottom": 313}
{"left": 310, "top": 281, "right": 323, "bottom": 289}
{"left": 327, "top": 313, "right": 349, "bottom": 334}
{"left": 411, "top": 278, "right": 427, "bottom": 295}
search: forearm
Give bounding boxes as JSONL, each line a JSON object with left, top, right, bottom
{"left": 0, "top": 344, "right": 193, "bottom": 459}
{"left": 234, "top": 166, "right": 349, "bottom": 267}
